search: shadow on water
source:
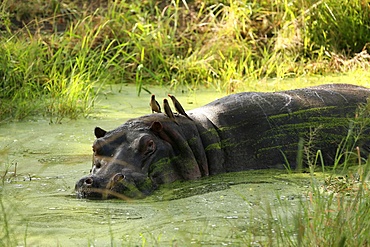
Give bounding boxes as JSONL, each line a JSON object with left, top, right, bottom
{"left": 0, "top": 85, "right": 314, "bottom": 246}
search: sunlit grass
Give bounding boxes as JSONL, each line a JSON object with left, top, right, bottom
{"left": 1, "top": 0, "right": 370, "bottom": 121}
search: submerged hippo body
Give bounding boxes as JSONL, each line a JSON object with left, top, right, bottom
{"left": 76, "top": 84, "right": 370, "bottom": 199}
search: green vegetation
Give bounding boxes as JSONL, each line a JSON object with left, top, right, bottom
{"left": 264, "top": 163, "right": 370, "bottom": 246}
{"left": 1, "top": 0, "right": 370, "bottom": 122}
{"left": 268, "top": 102, "right": 370, "bottom": 246}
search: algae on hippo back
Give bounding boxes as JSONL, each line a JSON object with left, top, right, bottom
{"left": 75, "top": 84, "right": 370, "bottom": 199}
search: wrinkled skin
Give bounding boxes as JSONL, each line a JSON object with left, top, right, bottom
{"left": 75, "top": 84, "right": 370, "bottom": 199}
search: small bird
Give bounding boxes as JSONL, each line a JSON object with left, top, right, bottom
{"left": 163, "top": 99, "right": 178, "bottom": 124}
{"left": 168, "top": 94, "right": 192, "bottom": 121}
{"left": 150, "top": 94, "right": 161, "bottom": 113}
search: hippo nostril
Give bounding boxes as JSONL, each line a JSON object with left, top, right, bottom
{"left": 85, "top": 177, "right": 93, "bottom": 185}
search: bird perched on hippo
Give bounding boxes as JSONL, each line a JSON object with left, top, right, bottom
{"left": 75, "top": 84, "right": 370, "bottom": 199}
{"left": 150, "top": 94, "right": 161, "bottom": 113}
{"left": 168, "top": 94, "right": 193, "bottom": 121}
{"left": 163, "top": 98, "right": 178, "bottom": 125}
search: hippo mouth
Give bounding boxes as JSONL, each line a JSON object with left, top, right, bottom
{"left": 75, "top": 172, "right": 154, "bottom": 199}
{"left": 75, "top": 175, "right": 119, "bottom": 199}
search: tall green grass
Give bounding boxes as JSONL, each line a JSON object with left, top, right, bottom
{"left": 1, "top": 0, "right": 370, "bottom": 121}
{"left": 0, "top": 161, "right": 18, "bottom": 247}
{"left": 263, "top": 101, "right": 370, "bottom": 246}
{"left": 261, "top": 161, "right": 370, "bottom": 246}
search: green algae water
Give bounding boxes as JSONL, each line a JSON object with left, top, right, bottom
{"left": 0, "top": 85, "right": 326, "bottom": 246}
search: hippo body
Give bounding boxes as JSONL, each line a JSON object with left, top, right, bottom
{"left": 76, "top": 84, "right": 370, "bottom": 199}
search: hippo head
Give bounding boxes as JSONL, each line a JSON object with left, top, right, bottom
{"left": 75, "top": 114, "right": 206, "bottom": 199}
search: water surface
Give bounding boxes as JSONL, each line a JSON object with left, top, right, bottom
{"left": 1, "top": 85, "right": 315, "bottom": 246}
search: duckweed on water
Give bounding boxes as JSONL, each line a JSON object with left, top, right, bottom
{"left": 1, "top": 84, "right": 370, "bottom": 245}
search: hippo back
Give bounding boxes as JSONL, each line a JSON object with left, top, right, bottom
{"left": 190, "top": 84, "right": 370, "bottom": 171}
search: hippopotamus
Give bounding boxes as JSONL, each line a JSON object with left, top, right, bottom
{"left": 75, "top": 84, "right": 370, "bottom": 199}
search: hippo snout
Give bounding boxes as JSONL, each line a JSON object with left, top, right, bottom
{"left": 77, "top": 177, "right": 93, "bottom": 187}
{"left": 75, "top": 175, "right": 107, "bottom": 199}
{"left": 75, "top": 171, "right": 154, "bottom": 199}
{"left": 75, "top": 176, "right": 94, "bottom": 191}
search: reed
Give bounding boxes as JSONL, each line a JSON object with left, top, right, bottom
{"left": 265, "top": 102, "right": 370, "bottom": 246}
{"left": 1, "top": 0, "right": 370, "bottom": 121}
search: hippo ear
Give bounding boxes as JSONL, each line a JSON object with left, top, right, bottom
{"left": 94, "top": 127, "right": 107, "bottom": 138}
{"left": 149, "top": 121, "right": 175, "bottom": 147}
{"left": 150, "top": 121, "right": 163, "bottom": 133}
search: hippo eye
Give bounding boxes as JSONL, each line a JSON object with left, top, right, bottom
{"left": 144, "top": 141, "right": 154, "bottom": 155}
{"left": 95, "top": 163, "right": 102, "bottom": 169}
{"left": 144, "top": 140, "right": 156, "bottom": 155}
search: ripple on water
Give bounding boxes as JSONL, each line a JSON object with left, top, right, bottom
{"left": 1, "top": 85, "right": 312, "bottom": 246}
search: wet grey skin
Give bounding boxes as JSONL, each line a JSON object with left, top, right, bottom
{"left": 150, "top": 94, "right": 161, "bottom": 113}
{"left": 168, "top": 94, "right": 193, "bottom": 121}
